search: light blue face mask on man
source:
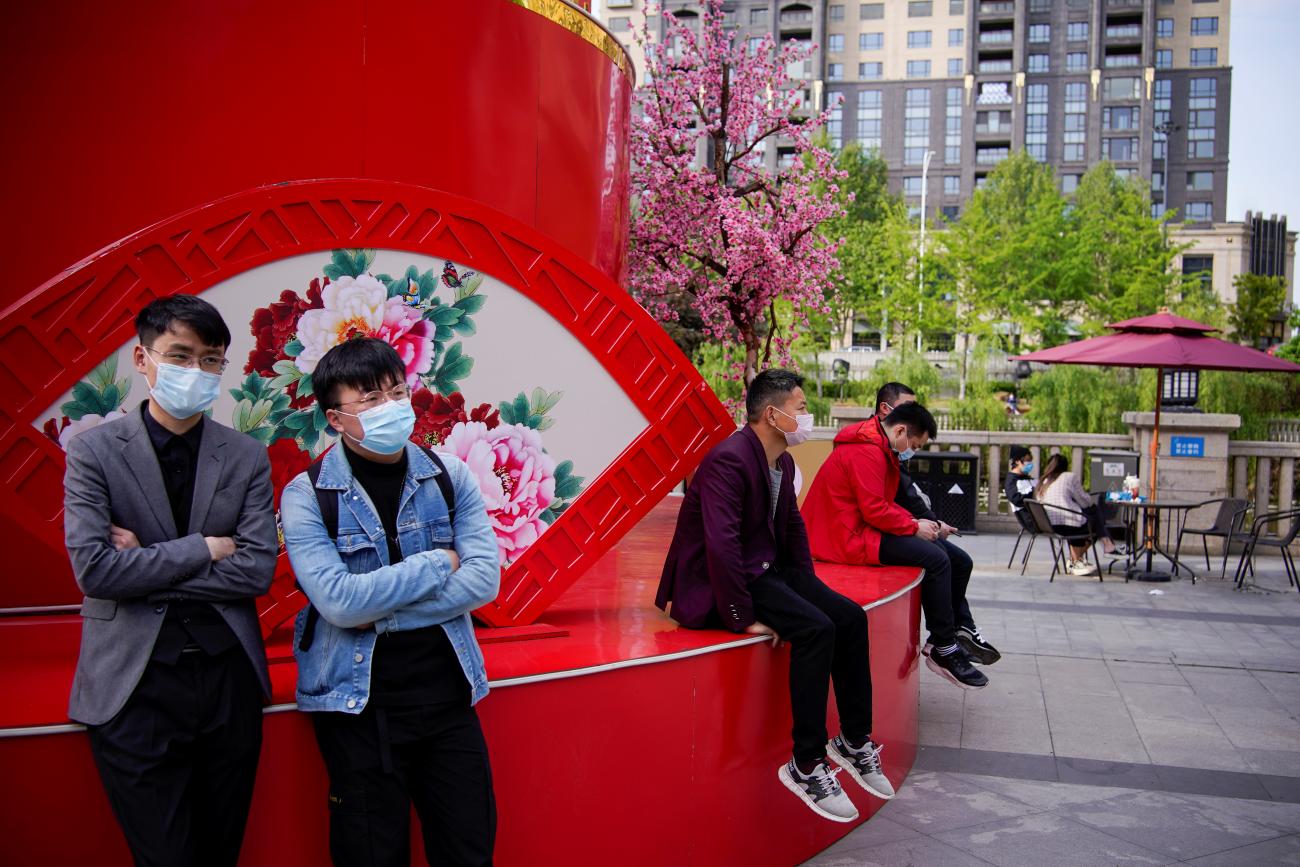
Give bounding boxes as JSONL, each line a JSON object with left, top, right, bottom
{"left": 145, "top": 351, "right": 222, "bottom": 419}
{"left": 338, "top": 398, "right": 417, "bottom": 455}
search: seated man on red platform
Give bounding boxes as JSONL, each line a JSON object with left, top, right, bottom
{"left": 802, "top": 402, "right": 997, "bottom": 691}
{"left": 656, "top": 369, "right": 895, "bottom": 825}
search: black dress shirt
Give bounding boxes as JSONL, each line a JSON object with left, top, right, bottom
{"left": 141, "top": 402, "right": 238, "bottom": 662}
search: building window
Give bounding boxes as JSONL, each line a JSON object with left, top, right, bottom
{"left": 1183, "top": 255, "right": 1213, "bottom": 288}
{"left": 950, "top": 0, "right": 965, "bottom": 13}
{"left": 750, "top": 8, "right": 768, "bottom": 26}
{"left": 861, "top": 3, "right": 884, "bottom": 20}
{"left": 1188, "top": 77, "right": 1216, "bottom": 158}
{"left": 1029, "top": 0, "right": 1051, "bottom": 12}
{"left": 1190, "top": 48, "right": 1218, "bottom": 67}
{"left": 941, "top": 204, "right": 960, "bottom": 221}
{"left": 1102, "top": 137, "right": 1138, "bottom": 161}
{"left": 747, "top": 36, "right": 765, "bottom": 55}
{"left": 907, "top": 60, "right": 933, "bottom": 78}
{"left": 1187, "top": 171, "right": 1214, "bottom": 191}
{"left": 949, "top": 28, "right": 964, "bottom": 46}
{"left": 945, "top": 86, "right": 962, "bottom": 163}
{"left": 1155, "top": 49, "right": 1172, "bottom": 69}
{"left": 904, "top": 176, "right": 924, "bottom": 196}
{"left": 1028, "top": 54, "right": 1049, "bottom": 73}
{"left": 1067, "top": 21, "right": 1088, "bottom": 42}
{"left": 976, "top": 145, "right": 1010, "bottom": 165}
{"left": 830, "top": 5, "right": 846, "bottom": 22}
{"left": 1153, "top": 78, "right": 1171, "bottom": 160}
{"left": 909, "top": 1, "right": 933, "bottom": 17}
{"left": 858, "top": 90, "right": 883, "bottom": 150}
{"left": 609, "top": 16, "right": 630, "bottom": 32}
{"left": 1029, "top": 24, "right": 1050, "bottom": 43}
{"left": 828, "top": 63, "right": 844, "bottom": 81}
{"left": 1185, "top": 201, "right": 1213, "bottom": 221}
{"left": 860, "top": 62, "right": 884, "bottom": 79}
{"left": 1025, "top": 83, "right": 1048, "bottom": 161}
{"left": 828, "top": 34, "right": 845, "bottom": 53}
{"left": 908, "top": 30, "right": 933, "bottom": 48}
{"left": 1152, "top": 171, "right": 1164, "bottom": 192}
{"left": 944, "top": 175, "right": 960, "bottom": 195}
{"left": 1062, "top": 174, "right": 1081, "bottom": 194}
{"left": 1064, "top": 81, "right": 1087, "bottom": 162}
{"left": 827, "top": 91, "right": 843, "bottom": 148}
{"left": 948, "top": 58, "right": 963, "bottom": 77}
{"left": 1156, "top": 18, "right": 1173, "bottom": 38}
{"left": 861, "top": 32, "right": 883, "bottom": 50}
{"left": 904, "top": 88, "right": 932, "bottom": 165}
{"left": 1103, "top": 106, "right": 1138, "bottom": 131}
{"left": 1102, "top": 76, "right": 1141, "bottom": 100}
{"left": 1067, "top": 51, "right": 1088, "bottom": 72}
{"left": 1191, "top": 17, "right": 1219, "bottom": 35}
{"left": 977, "top": 109, "right": 1012, "bottom": 133}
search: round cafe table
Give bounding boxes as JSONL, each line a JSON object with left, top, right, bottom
{"left": 1112, "top": 499, "right": 1202, "bottom": 582}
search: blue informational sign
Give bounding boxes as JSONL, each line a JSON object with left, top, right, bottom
{"left": 1170, "top": 436, "right": 1205, "bottom": 457}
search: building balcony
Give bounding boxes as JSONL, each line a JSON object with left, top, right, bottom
{"left": 979, "top": 1, "right": 1015, "bottom": 20}
{"left": 979, "top": 30, "right": 1014, "bottom": 45}
{"left": 1105, "top": 24, "right": 1142, "bottom": 42}
{"left": 978, "top": 59, "right": 1014, "bottom": 73}
{"left": 1104, "top": 53, "right": 1141, "bottom": 68}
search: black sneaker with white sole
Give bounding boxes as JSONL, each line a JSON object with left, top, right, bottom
{"left": 925, "top": 646, "right": 989, "bottom": 689}
{"left": 956, "top": 626, "right": 1001, "bottom": 666}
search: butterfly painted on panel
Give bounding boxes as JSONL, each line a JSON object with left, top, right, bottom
{"left": 441, "top": 261, "right": 477, "bottom": 289}
{"left": 401, "top": 278, "right": 421, "bottom": 306}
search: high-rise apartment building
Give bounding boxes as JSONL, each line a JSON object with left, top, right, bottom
{"left": 599, "top": 0, "right": 1231, "bottom": 224}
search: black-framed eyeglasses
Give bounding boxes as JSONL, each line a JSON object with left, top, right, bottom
{"left": 145, "top": 345, "right": 230, "bottom": 374}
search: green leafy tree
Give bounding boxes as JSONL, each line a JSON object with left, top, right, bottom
{"left": 1228, "top": 273, "right": 1287, "bottom": 347}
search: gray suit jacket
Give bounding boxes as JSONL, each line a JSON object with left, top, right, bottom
{"left": 63, "top": 405, "right": 279, "bottom": 725}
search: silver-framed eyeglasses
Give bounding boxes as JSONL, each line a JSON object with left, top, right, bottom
{"left": 339, "top": 384, "right": 411, "bottom": 411}
{"left": 145, "top": 345, "right": 230, "bottom": 373}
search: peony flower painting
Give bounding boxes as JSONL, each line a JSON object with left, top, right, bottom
{"left": 42, "top": 248, "right": 586, "bottom": 568}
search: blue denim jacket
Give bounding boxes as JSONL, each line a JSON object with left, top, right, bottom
{"left": 280, "top": 442, "right": 501, "bottom": 713}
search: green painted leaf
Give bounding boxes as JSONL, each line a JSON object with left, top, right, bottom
{"left": 431, "top": 306, "right": 462, "bottom": 326}
{"left": 285, "top": 339, "right": 304, "bottom": 357}
{"left": 272, "top": 359, "right": 301, "bottom": 377}
{"left": 450, "top": 318, "right": 476, "bottom": 337}
{"left": 453, "top": 294, "right": 487, "bottom": 314}
{"left": 246, "top": 426, "right": 276, "bottom": 445}
{"left": 297, "top": 373, "right": 314, "bottom": 398}
{"left": 554, "top": 460, "right": 574, "bottom": 478}
{"left": 101, "top": 383, "right": 122, "bottom": 411}
{"left": 538, "top": 508, "right": 557, "bottom": 525}
{"left": 536, "top": 416, "right": 556, "bottom": 431}
{"left": 454, "top": 273, "right": 484, "bottom": 302}
{"left": 268, "top": 374, "right": 298, "bottom": 390}
{"left": 512, "top": 393, "right": 529, "bottom": 421}
{"left": 555, "top": 477, "right": 584, "bottom": 499}
{"left": 312, "top": 407, "right": 330, "bottom": 432}
{"left": 282, "top": 411, "right": 310, "bottom": 431}
{"left": 85, "top": 357, "right": 118, "bottom": 391}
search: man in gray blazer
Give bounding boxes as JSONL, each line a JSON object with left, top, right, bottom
{"left": 63, "top": 295, "right": 278, "bottom": 867}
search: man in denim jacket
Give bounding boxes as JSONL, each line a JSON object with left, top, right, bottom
{"left": 281, "top": 337, "right": 500, "bottom": 867}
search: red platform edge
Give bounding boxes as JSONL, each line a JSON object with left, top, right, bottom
{"left": 0, "top": 179, "right": 735, "bottom": 625}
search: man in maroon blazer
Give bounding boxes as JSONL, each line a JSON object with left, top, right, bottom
{"left": 656, "top": 369, "right": 894, "bottom": 824}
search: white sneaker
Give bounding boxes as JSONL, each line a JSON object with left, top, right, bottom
{"left": 827, "top": 735, "right": 896, "bottom": 800}
{"left": 778, "top": 759, "right": 859, "bottom": 823}
{"left": 1067, "top": 559, "right": 1100, "bottom": 577}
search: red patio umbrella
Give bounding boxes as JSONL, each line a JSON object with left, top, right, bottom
{"left": 1013, "top": 309, "right": 1300, "bottom": 502}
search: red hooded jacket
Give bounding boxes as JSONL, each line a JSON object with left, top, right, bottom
{"left": 803, "top": 417, "right": 919, "bottom": 565}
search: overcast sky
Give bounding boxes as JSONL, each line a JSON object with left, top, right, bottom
{"left": 595, "top": 0, "right": 1295, "bottom": 225}
{"left": 1225, "top": 0, "right": 1297, "bottom": 223}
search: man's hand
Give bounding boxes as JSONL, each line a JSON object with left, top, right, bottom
{"left": 745, "top": 620, "right": 783, "bottom": 648}
{"left": 442, "top": 548, "right": 461, "bottom": 573}
{"left": 938, "top": 521, "right": 959, "bottom": 540}
{"left": 110, "top": 525, "right": 140, "bottom": 551}
{"left": 205, "top": 536, "right": 237, "bottom": 562}
{"left": 914, "top": 519, "right": 941, "bottom": 542}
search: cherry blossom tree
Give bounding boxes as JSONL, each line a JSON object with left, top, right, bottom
{"left": 629, "top": 0, "right": 846, "bottom": 385}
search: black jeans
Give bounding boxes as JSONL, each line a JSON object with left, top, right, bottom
{"left": 312, "top": 700, "right": 496, "bottom": 867}
{"left": 877, "top": 535, "right": 974, "bottom": 649}
{"left": 87, "top": 646, "right": 263, "bottom": 867}
{"left": 748, "top": 567, "right": 873, "bottom": 766}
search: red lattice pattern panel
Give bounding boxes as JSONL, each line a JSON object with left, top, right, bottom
{"left": 0, "top": 180, "right": 733, "bottom": 627}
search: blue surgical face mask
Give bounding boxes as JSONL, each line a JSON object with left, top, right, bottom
{"left": 898, "top": 447, "right": 916, "bottom": 462}
{"left": 338, "top": 398, "right": 416, "bottom": 455}
{"left": 1022, "top": 461, "right": 1034, "bottom": 474}
{"left": 145, "top": 351, "right": 222, "bottom": 419}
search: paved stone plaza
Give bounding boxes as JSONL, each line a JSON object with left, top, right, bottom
{"left": 805, "top": 533, "right": 1300, "bottom": 866}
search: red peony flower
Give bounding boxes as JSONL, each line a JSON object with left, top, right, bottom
{"left": 42, "top": 416, "right": 69, "bottom": 445}
{"left": 244, "top": 278, "right": 327, "bottom": 378}
{"left": 267, "top": 439, "right": 314, "bottom": 511}
{"left": 410, "top": 390, "right": 500, "bottom": 448}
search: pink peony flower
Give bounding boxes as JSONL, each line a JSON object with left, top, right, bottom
{"left": 440, "top": 421, "right": 557, "bottom": 566}
{"left": 376, "top": 297, "right": 435, "bottom": 387}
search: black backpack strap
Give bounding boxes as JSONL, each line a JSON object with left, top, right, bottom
{"left": 298, "top": 459, "right": 337, "bottom": 652}
{"left": 298, "top": 449, "right": 454, "bottom": 653}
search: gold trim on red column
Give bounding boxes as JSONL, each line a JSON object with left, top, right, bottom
{"left": 509, "top": 0, "right": 635, "bottom": 80}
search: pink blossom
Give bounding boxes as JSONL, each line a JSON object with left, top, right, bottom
{"left": 440, "top": 421, "right": 557, "bottom": 566}
{"left": 376, "top": 297, "right": 435, "bottom": 387}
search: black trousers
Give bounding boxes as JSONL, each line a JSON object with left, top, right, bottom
{"left": 86, "top": 646, "right": 263, "bottom": 867}
{"left": 877, "top": 535, "right": 974, "bottom": 649}
{"left": 312, "top": 701, "right": 496, "bottom": 867}
{"left": 748, "top": 567, "right": 873, "bottom": 767}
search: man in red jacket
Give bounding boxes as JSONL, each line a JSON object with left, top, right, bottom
{"left": 803, "top": 402, "right": 991, "bottom": 689}
{"left": 657, "top": 369, "right": 895, "bottom": 824}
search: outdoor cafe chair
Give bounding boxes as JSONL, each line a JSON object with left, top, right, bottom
{"left": 1006, "top": 510, "right": 1040, "bottom": 575}
{"left": 1023, "top": 499, "right": 1104, "bottom": 582}
{"left": 1172, "top": 497, "right": 1250, "bottom": 580}
{"left": 1231, "top": 507, "right": 1300, "bottom": 592}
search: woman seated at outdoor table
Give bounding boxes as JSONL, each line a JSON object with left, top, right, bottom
{"left": 1036, "top": 454, "right": 1126, "bottom": 576}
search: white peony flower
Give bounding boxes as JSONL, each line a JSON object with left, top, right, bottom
{"left": 295, "top": 274, "right": 389, "bottom": 374}
{"left": 60, "top": 409, "right": 129, "bottom": 449}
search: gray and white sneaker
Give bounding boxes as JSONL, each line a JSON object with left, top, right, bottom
{"left": 827, "top": 735, "right": 896, "bottom": 800}
{"left": 778, "top": 759, "right": 859, "bottom": 823}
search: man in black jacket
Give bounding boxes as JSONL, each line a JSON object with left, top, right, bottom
{"left": 1004, "top": 445, "right": 1036, "bottom": 531}
{"left": 873, "top": 382, "right": 1000, "bottom": 666}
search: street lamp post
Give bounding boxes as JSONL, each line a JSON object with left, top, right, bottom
{"left": 1154, "top": 121, "right": 1181, "bottom": 221}
{"left": 916, "top": 148, "right": 934, "bottom": 352}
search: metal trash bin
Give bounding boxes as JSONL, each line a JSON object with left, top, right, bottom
{"left": 906, "top": 451, "right": 981, "bottom": 532}
{"left": 1088, "top": 449, "right": 1140, "bottom": 494}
